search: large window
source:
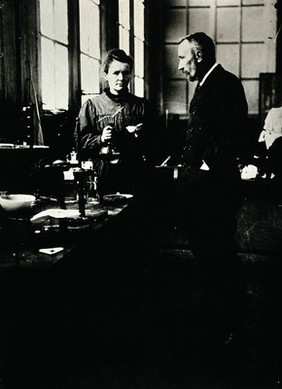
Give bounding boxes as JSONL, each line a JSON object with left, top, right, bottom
{"left": 118, "top": 0, "right": 130, "bottom": 54}
{"left": 40, "top": 0, "right": 101, "bottom": 110}
{"left": 79, "top": 0, "right": 101, "bottom": 105}
{"left": 162, "top": 0, "right": 276, "bottom": 116}
{"left": 39, "top": 0, "right": 148, "bottom": 113}
{"left": 133, "top": 0, "right": 145, "bottom": 97}
{"left": 39, "top": 0, "right": 69, "bottom": 110}
{"left": 118, "top": 0, "right": 146, "bottom": 97}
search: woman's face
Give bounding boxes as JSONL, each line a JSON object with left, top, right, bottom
{"left": 104, "top": 59, "right": 132, "bottom": 95}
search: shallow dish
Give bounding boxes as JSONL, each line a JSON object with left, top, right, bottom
{"left": 0, "top": 194, "right": 36, "bottom": 213}
{"left": 102, "top": 193, "right": 133, "bottom": 204}
{"left": 0, "top": 143, "right": 15, "bottom": 149}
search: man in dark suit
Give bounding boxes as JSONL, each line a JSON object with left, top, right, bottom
{"left": 177, "top": 32, "right": 248, "bottom": 344}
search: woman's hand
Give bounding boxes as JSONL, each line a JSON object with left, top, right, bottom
{"left": 101, "top": 125, "right": 113, "bottom": 144}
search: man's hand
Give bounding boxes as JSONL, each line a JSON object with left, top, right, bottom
{"left": 126, "top": 123, "right": 143, "bottom": 137}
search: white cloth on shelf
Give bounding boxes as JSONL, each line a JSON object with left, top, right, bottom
{"left": 258, "top": 107, "right": 282, "bottom": 149}
{"left": 241, "top": 164, "right": 258, "bottom": 180}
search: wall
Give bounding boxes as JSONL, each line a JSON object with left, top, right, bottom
{"left": 159, "top": 0, "right": 277, "bottom": 118}
{"left": 0, "top": 0, "right": 39, "bottom": 143}
{"left": 0, "top": 0, "right": 279, "bottom": 144}
{"left": 0, "top": 0, "right": 19, "bottom": 141}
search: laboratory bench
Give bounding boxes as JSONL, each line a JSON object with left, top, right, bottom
{"left": 0, "top": 174, "right": 282, "bottom": 389}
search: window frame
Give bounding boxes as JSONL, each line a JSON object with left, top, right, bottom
{"left": 79, "top": 0, "right": 102, "bottom": 106}
{"left": 39, "top": 0, "right": 70, "bottom": 111}
{"left": 117, "top": 0, "right": 148, "bottom": 98}
{"left": 38, "top": 0, "right": 150, "bottom": 116}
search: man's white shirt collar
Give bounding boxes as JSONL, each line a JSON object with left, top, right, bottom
{"left": 199, "top": 63, "right": 218, "bottom": 87}
{"left": 198, "top": 62, "right": 218, "bottom": 173}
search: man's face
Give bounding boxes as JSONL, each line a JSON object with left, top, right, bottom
{"left": 178, "top": 40, "right": 198, "bottom": 82}
{"left": 104, "top": 59, "right": 132, "bottom": 95}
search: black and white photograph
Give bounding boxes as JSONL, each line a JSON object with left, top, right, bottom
{"left": 1, "top": 0, "right": 282, "bottom": 388}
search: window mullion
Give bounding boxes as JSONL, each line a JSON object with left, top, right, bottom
{"left": 68, "top": 0, "right": 81, "bottom": 114}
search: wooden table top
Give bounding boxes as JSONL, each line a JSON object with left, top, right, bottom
{"left": 0, "top": 198, "right": 131, "bottom": 269}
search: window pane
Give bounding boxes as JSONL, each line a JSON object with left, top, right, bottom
{"left": 134, "top": 38, "right": 144, "bottom": 78}
{"left": 134, "top": 0, "right": 144, "bottom": 40}
{"left": 54, "top": 0, "right": 68, "bottom": 44}
{"left": 119, "top": 0, "right": 130, "bottom": 29}
{"left": 163, "top": 80, "right": 187, "bottom": 115}
{"left": 242, "top": 0, "right": 263, "bottom": 4}
{"left": 165, "top": 9, "right": 187, "bottom": 43}
{"left": 40, "top": 0, "right": 68, "bottom": 44}
{"left": 90, "top": 5, "right": 100, "bottom": 57}
{"left": 80, "top": 54, "right": 100, "bottom": 95}
{"left": 217, "top": 7, "right": 240, "bottom": 42}
{"left": 241, "top": 43, "right": 265, "bottom": 78}
{"left": 242, "top": 80, "right": 259, "bottom": 115}
{"left": 217, "top": 44, "right": 240, "bottom": 76}
{"left": 55, "top": 44, "right": 68, "bottom": 109}
{"left": 80, "top": 0, "right": 100, "bottom": 58}
{"left": 119, "top": 26, "right": 130, "bottom": 53}
{"left": 40, "top": 0, "right": 54, "bottom": 38}
{"left": 188, "top": 8, "right": 213, "bottom": 37}
{"left": 41, "top": 38, "right": 55, "bottom": 109}
{"left": 41, "top": 39, "right": 68, "bottom": 110}
{"left": 164, "top": 45, "right": 186, "bottom": 79}
{"left": 134, "top": 77, "right": 144, "bottom": 98}
{"left": 217, "top": 0, "right": 240, "bottom": 4}
{"left": 40, "top": 0, "right": 69, "bottom": 110}
{"left": 188, "top": 0, "right": 212, "bottom": 4}
{"left": 242, "top": 6, "right": 264, "bottom": 42}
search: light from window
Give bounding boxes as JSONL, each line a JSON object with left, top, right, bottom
{"left": 54, "top": 0, "right": 68, "bottom": 44}
{"left": 41, "top": 38, "right": 69, "bottom": 110}
{"left": 119, "top": 0, "right": 130, "bottom": 30}
{"left": 80, "top": 54, "right": 100, "bottom": 105}
{"left": 134, "top": 37, "right": 144, "bottom": 78}
{"left": 118, "top": 0, "right": 130, "bottom": 52}
{"left": 80, "top": 0, "right": 100, "bottom": 58}
{"left": 134, "top": 0, "right": 144, "bottom": 41}
{"left": 134, "top": 77, "right": 144, "bottom": 98}
{"left": 40, "top": 0, "right": 68, "bottom": 110}
{"left": 79, "top": 0, "right": 101, "bottom": 102}
{"left": 133, "top": 0, "right": 145, "bottom": 96}
{"left": 119, "top": 26, "right": 130, "bottom": 54}
{"left": 40, "top": 0, "right": 54, "bottom": 39}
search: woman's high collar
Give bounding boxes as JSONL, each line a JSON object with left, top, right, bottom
{"left": 104, "top": 87, "right": 129, "bottom": 103}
